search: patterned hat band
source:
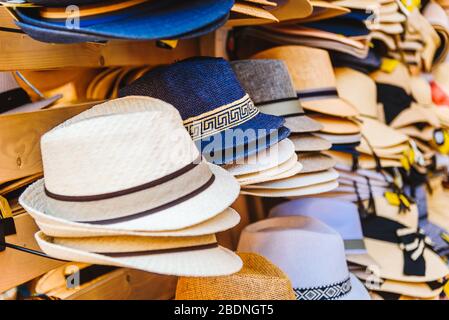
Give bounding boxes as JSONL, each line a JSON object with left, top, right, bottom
{"left": 183, "top": 94, "right": 259, "bottom": 141}
{"left": 256, "top": 97, "right": 304, "bottom": 117}
{"left": 293, "top": 276, "right": 352, "bottom": 300}
{"left": 297, "top": 87, "right": 339, "bottom": 102}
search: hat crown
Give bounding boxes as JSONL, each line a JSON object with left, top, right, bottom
{"left": 269, "top": 198, "right": 365, "bottom": 241}
{"left": 371, "top": 62, "right": 411, "bottom": 93}
{"left": 252, "top": 46, "right": 336, "bottom": 92}
{"left": 335, "top": 67, "right": 378, "bottom": 118}
{"left": 237, "top": 216, "right": 350, "bottom": 289}
{"left": 41, "top": 96, "right": 199, "bottom": 197}
{"left": 118, "top": 57, "right": 247, "bottom": 120}
{"left": 231, "top": 59, "right": 299, "bottom": 104}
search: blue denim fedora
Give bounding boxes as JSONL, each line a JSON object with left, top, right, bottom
{"left": 119, "top": 57, "right": 288, "bottom": 164}
{"left": 14, "top": 0, "right": 233, "bottom": 42}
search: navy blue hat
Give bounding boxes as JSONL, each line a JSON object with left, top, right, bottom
{"left": 119, "top": 57, "right": 288, "bottom": 164}
{"left": 14, "top": 0, "right": 233, "bottom": 42}
{"left": 331, "top": 50, "right": 381, "bottom": 74}
{"left": 14, "top": 11, "right": 229, "bottom": 44}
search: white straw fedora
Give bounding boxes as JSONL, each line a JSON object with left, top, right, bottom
{"left": 237, "top": 216, "right": 371, "bottom": 300}
{"left": 242, "top": 168, "right": 339, "bottom": 190}
{"left": 237, "top": 155, "right": 304, "bottom": 186}
{"left": 35, "top": 232, "right": 243, "bottom": 277}
{"left": 19, "top": 97, "right": 240, "bottom": 231}
{"left": 241, "top": 179, "right": 338, "bottom": 197}
{"left": 223, "top": 138, "right": 295, "bottom": 176}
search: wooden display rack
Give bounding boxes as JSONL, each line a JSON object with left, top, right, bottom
{"left": 0, "top": 9, "right": 257, "bottom": 298}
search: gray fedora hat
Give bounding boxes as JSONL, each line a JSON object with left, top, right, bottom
{"left": 231, "top": 59, "right": 323, "bottom": 133}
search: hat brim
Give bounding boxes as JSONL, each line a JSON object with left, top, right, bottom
{"left": 200, "top": 113, "right": 288, "bottom": 165}
{"left": 290, "top": 133, "right": 332, "bottom": 152}
{"left": 315, "top": 132, "right": 361, "bottom": 144}
{"left": 361, "top": 238, "right": 449, "bottom": 283}
{"left": 243, "top": 168, "right": 339, "bottom": 190}
{"left": 20, "top": 164, "right": 240, "bottom": 232}
{"left": 309, "top": 114, "right": 361, "bottom": 134}
{"left": 241, "top": 179, "right": 338, "bottom": 197}
{"left": 339, "top": 273, "right": 371, "bottom": 300}
{"left": 301, "top": 97, "right": 359, "bottom": 117}
{"left": 353, "top": 270, "right": 445, "bottom": 298}
{"left": 297, "top": 152, "right": 337, "bottom": 173}
{"left": 35, "top": 231, "right": 243, "bottom": 277}
{"left": 16, "top": 0, "right": 233, "bottom": 40}
{"left": 284, "top": 115, "right": 323, "bottom": 133}
{"left": 27, "top": 207, "right": 240, "bottom": 238}
{"left": 223, "top": 138, "right": 295, "bottom": 176}
{"left": 238, "top": 158, "right": 304, "bottom": 186}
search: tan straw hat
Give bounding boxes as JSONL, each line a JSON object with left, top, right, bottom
{"left": 35, "top": 231, "right": 243, "bottom": 277}
{"left": 175, "top": 253, "right": 296, "bottom": 300}
{"left": 252, "top": 46, "right": 359, "bottom": 118}
{"left": 335, "top": 67, "right": 382, "bottom": 119}
{"left": 297, "top": 151, "right": 336, "bottom": 173}
{"left": 308, "top": 113, "right": 361, "bottom": 134}
{"left": 289, "top": 133, "right": 332, "bottom": 152}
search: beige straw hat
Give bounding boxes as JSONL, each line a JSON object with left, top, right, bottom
{"left": 298, "top": 0, "right": 350, "bottom": 23}
{"left": 359, "top": 116, "right": 409, "bottom": 149}
{"left": 20, "top": 97, "right": 240, "bottom": 231}
{"left": 242, "top": 168, "right": 339, "bottom": 190}
{"left": 314, "top": 132, "right": 361, "bottom": 144}
{"left": 289, "top": 133, "right": 332, "bottom": 152}
{"left": 175, "top": 253, "right": 296, "bottom": 300}
{"left": 353, "top": 271, "right": 445, "bottom": 298}
{"left": 238, "top": 158, "right": 304, "bottom": 186}
{"left": 240, "top": 179, "right": 338, "bottom": 197}
{"left": 223, "top": 138, "right": 296, "bottom": 176}
{"left": 335, "top": 67, "right": 382, "bottom": 119}
{"left": 325, "top": 150, "right": 402, "bottom": 169}
{"left": 389, "top": 103, "right": 441, "bottom": 129}
{"left": 35, "top": 232, "right": 243, "bottom": 277}
{"left": 29, "top": 207, "right": 241, "bottom": 238}
{"left": 227, "top": 2, "right": 279, "bottom": 27}
{"left": 371, "top": 61, "right": 411, "bottom": 94}
{"left": 251, "top": 46, "right": 359, "bottom": 118}
{"left": 308, "top": 113, "right": 361, "bottom": 134}
{"left": 297, "top": 151, "right": 336, "bottom": 173}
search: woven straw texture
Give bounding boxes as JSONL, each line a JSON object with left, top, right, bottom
{"left": 175, "top": 253, "right": 296, "bottom": 300}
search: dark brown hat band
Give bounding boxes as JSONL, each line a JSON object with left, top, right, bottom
{"left": 44, "top": 155, "right": 203, "bottom": 202}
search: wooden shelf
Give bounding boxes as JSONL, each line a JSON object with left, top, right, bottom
{"left": 0, "top": 213, "right": 64, "bottom": 293}
{"left": 0, "top": 8, "right": 201, "bottom": 71}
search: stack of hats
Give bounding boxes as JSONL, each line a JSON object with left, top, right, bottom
{"left": 229, "top": 59, "right": 338, "bottom": 197}
{"left": 372, "top": 62, "right": 442, "bottom": 163}
{"left": 6, "top": 0, "right": 234, "bottom": 43}
{"left": 19, "top": 96, "right": 243, "bottom": 277}
{"left": 269, "top": 198, "right": 449, "bottom": 300}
